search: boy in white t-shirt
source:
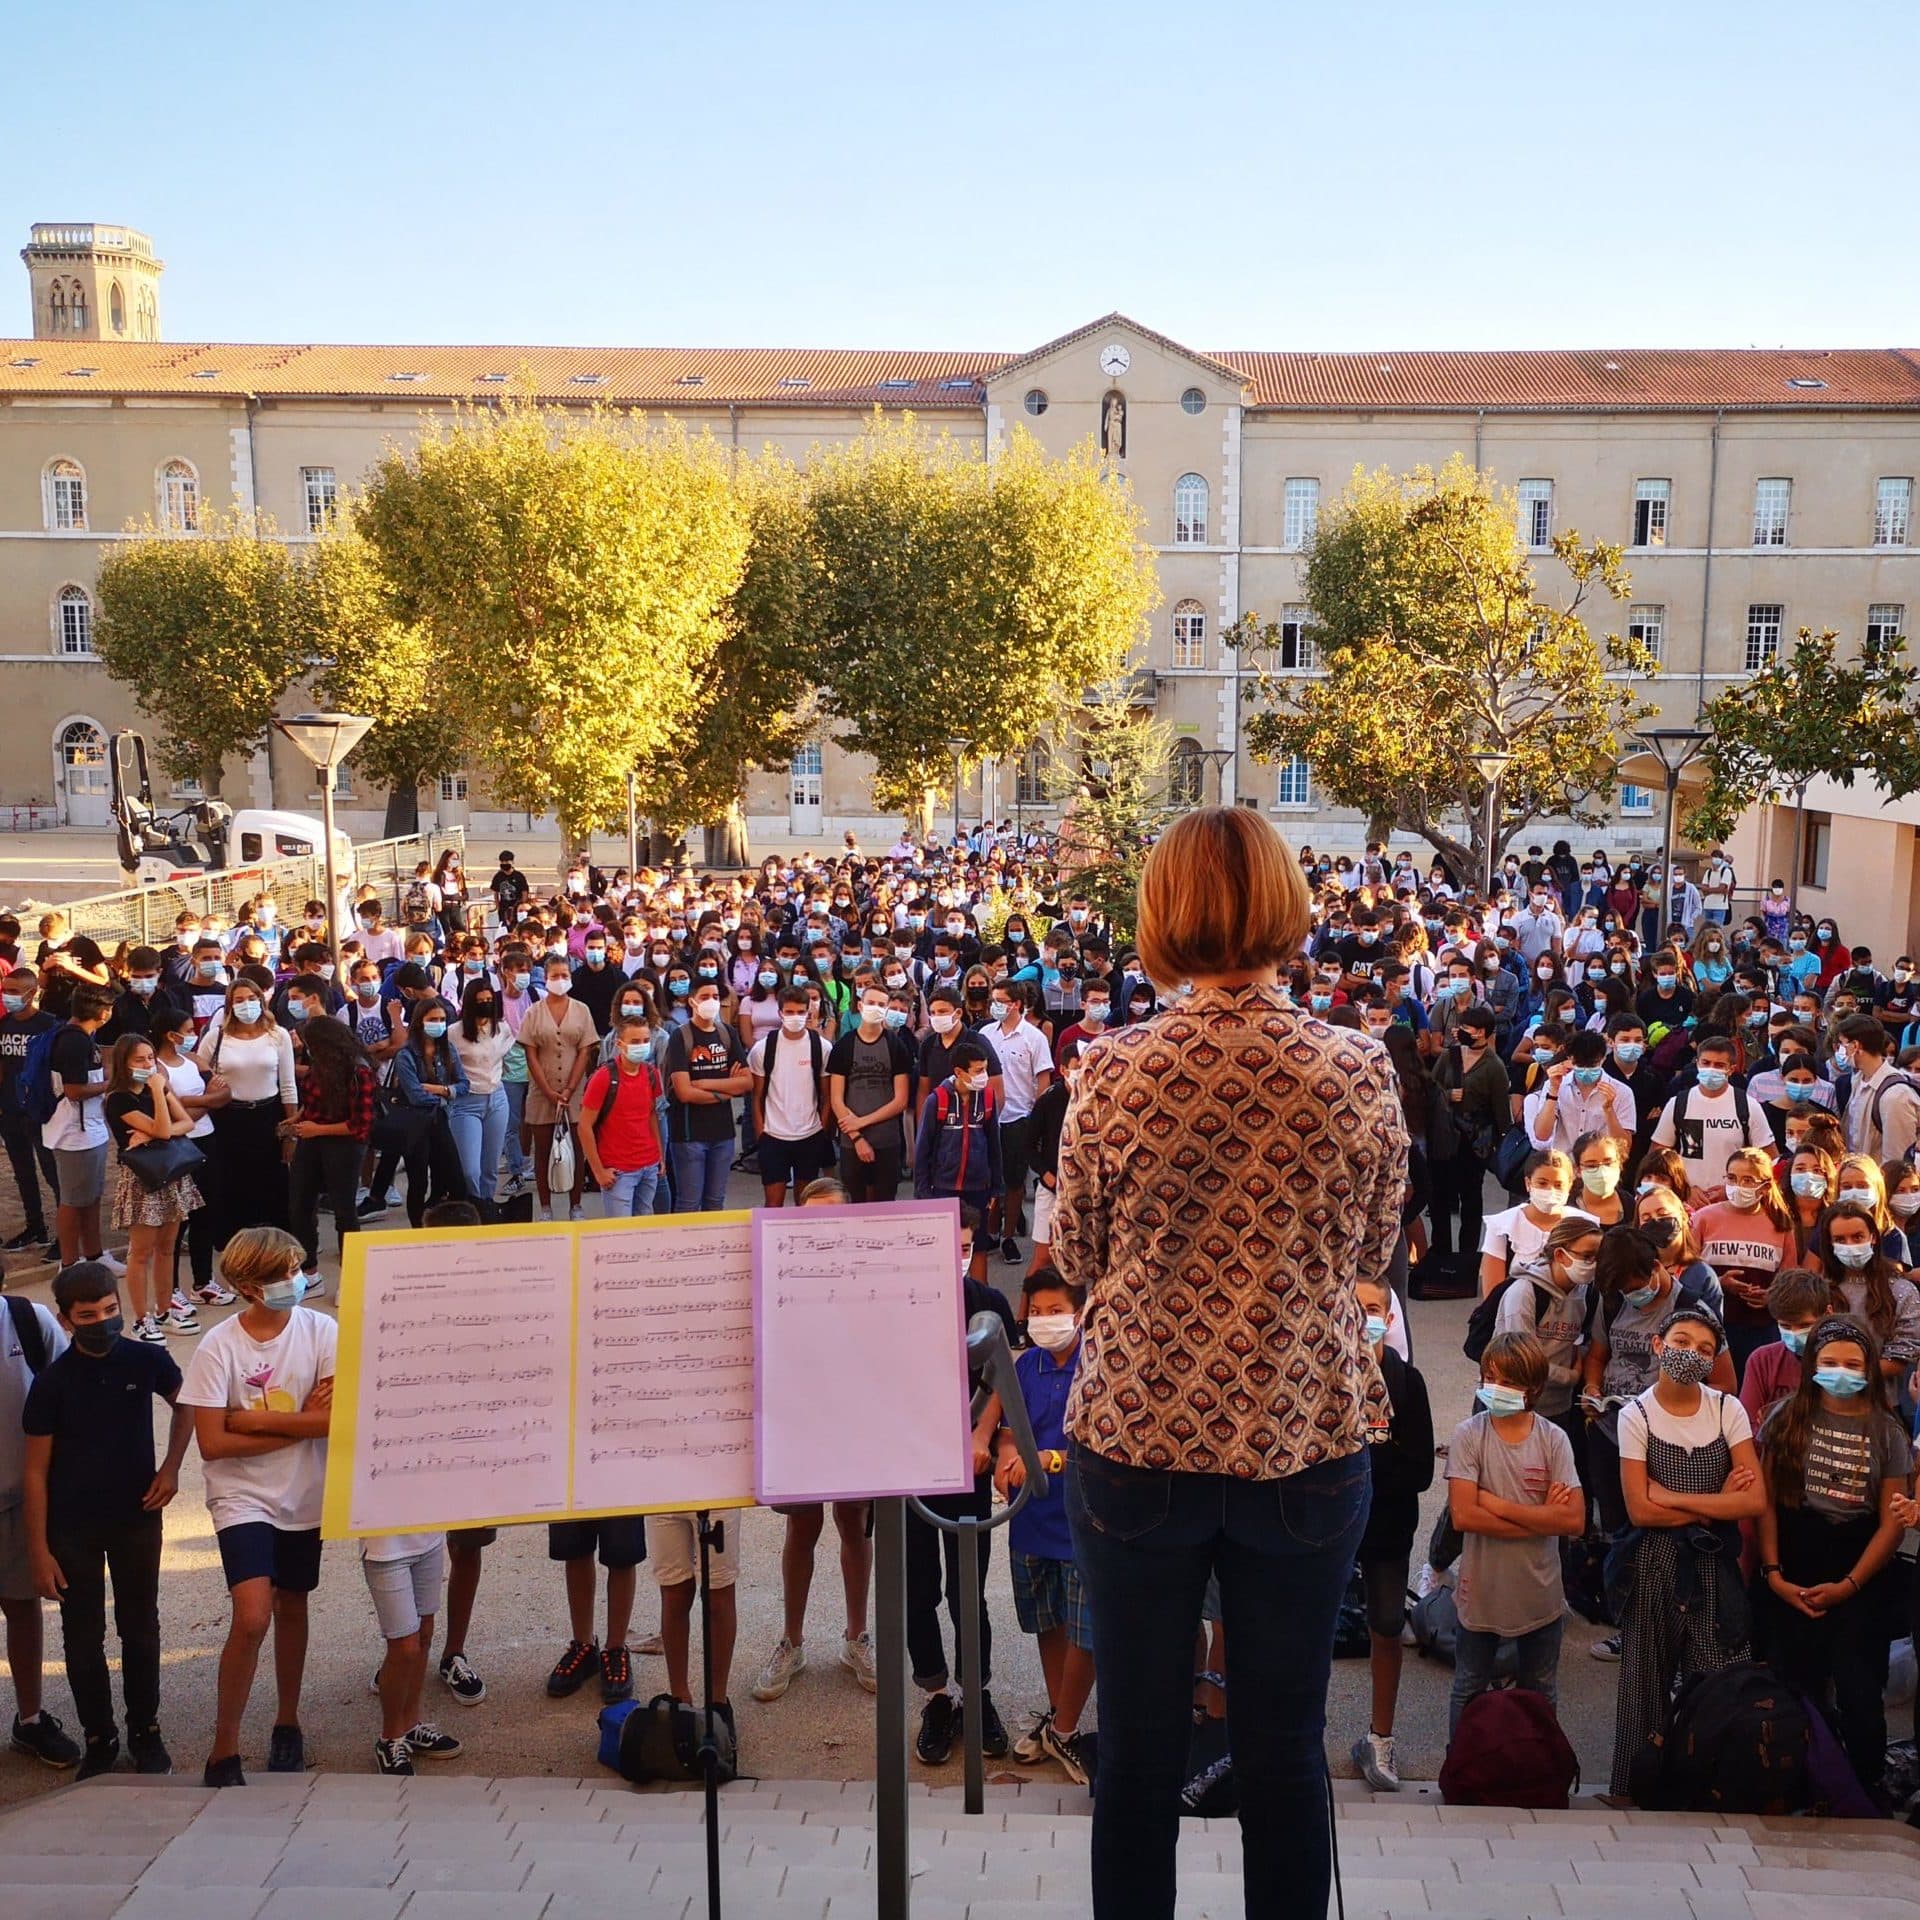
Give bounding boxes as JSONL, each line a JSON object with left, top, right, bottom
{"left": 178, "top": 1226, "right": 336, "bottom": 1788}
{"left": 364, "top": 1530, "right": 462, "bottom": 1776}
{"left": 1650, "top": 1035, "right": 1763, "bottom": 1196}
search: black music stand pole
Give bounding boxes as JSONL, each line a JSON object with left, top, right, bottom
{"left": 695, "top": 1509, "right": 724, "bottom": 1920}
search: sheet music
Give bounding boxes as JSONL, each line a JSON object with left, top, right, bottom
{"left": 572, "top": 1219, "right": 757, "bottom": 1513}
{"left": 345, "top": 1234, "right": 571, "bottom": 1532}
{"left": 754, "top": 1199, "right": 973, "bottom": 1502}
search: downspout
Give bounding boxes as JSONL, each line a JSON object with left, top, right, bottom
{"left": 1694, "top": 409, "right": 1723, "bottom": 716}
{"left": 244, "top": 393, "right": 261, "bottom": 515}
{"left": 728, "top": 402, "right": 740, "bottom": 471}
{"left": 1472, "top": 409, "right": 1484, "bottom": 474}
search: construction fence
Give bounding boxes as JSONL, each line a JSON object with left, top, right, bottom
{"left": 52, "top": 829, "right": 467, "bottom": 954}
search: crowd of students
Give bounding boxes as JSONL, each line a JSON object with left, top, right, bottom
{"left": 1, "top": 826, "right": 1916, "bottom": 1812}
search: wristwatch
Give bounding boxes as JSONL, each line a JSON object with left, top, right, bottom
{"left": 1759, "top": 1562, "right": 1782, "bottom": 1577}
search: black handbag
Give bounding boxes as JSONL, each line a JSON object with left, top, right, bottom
{"left": 122, "top": 1136, "right": 208, "bottom": 1192}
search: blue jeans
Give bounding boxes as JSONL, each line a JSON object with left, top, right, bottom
{"left": 1068, "top": 1446, "right": 1369, "bottom": 1920}
{"left": 603, "top": 1164, "right": 660, "bottom": 1217}
{"left": 671, "top": 1137, "right": 733, "bottom": 1213}
{"left": 501, "top": 1078, "right": 530, "bottom": 1182}
{"left": 1448, "top": 1618, "right": 1563, "bottom": 1734}
{"left": 448, "top": 1087, "right": 508, "bottom": 1201}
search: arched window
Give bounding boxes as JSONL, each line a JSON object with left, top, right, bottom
{"left": 48, "top": 281, "right": 67, "bottom": 330}
{"left": 1173, "top": 473, "right": 1209, "bottom": 545}
{"left": 159, "top": 459, "right": 199, "bottom": 532}
{"left": 135, "top": 286, "right": 156, "bottom": 341}
{"left": 45, "top": 459, "right": 86, "bottom": 531}
{"left": 1169, "top": 738, "right": 1206, "bottom": 806}
{"left": 109, "top": 281, "right": 125, "bottom": 333}
{"left": 1171, "top": 598, "right": 1207, "bottom": 669}
{"left": 69, "top": 284, "right": 88, "bottom": 332}
{"left": 1015, "top": 739, "right": 1052, "bottom": 808}
{"left": 54, "top": 586, "right": 94, "bottom": 657}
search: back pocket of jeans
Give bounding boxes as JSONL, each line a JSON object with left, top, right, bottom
{"left": 1275, "top": 1453, "right": 1369, "bottom": 1550}
{"left": 1072, "top": 1451, "right": 1172, "bottom": 1543}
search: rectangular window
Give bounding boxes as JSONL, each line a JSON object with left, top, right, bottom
{"left": 302, "top": 467, "right": 338, "bottom": 534}
{"left": 1867, "top": 603, "right": 1906, "bottom": 647}
{"left": 1801, "top": 811, "right": 1831, "bottom": 890}
{"left": 1875, "top": 477, "right": 1912, "bottom": 547}
{"left": 1171, "top": 604, "right": 1207, "bottom": 669}
{"left": 331, "top": 763, "right": 354, "bottom": 798}
{"left": 1272, "top": 755, "right": 1313, "bottom": 808}
{"left": 1627, "top": 603, "right": 1665, "bottom": 666}
{"left": 1752, "top": 477, "right": 1791, "bottom": 546}
{"left": 1632, "top": 478, "right": 1670, "bottom": 548}
{"left": 51, "top": 472, "right": 85, "bottom": 531}
{"left": 1518, "top": 479, "right": 1553, "bottom": 550}
{"left": 1619, "top": 784, "right": 1656, "bottom": 816}
{"left": 1278, "top": 605, "right": 1316, "bottom": 673}
{"left": 438, "top": 772, "right": 469, "bottom": 802}
{"left": 1282, "top": 478, "right": 1320, "bottom": 550}
{"left": 58, "top": 597, "right": 93, "bottom": 656}
{"left": 1745, "top": 603, "right": 1783, "bottom": 673}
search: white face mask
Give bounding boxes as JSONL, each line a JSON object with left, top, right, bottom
{"left": 780, "top": 1012, "right": 808, "bottom": 1035}
{"left": 1026, "top": 1313, "right": 1078, "bottom": 1354}
{"left": 544, "top": 976, "right": 572, "bottom": 996}
{"left": 929, "top": 1011, "right": 956, "bottom": 1034}
{"left": 1528, "top": 1185, "right": 1568, "bottom": 1212}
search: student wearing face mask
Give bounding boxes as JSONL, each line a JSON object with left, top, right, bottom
{"left": 1688, "top": 1148, "right": 1795, "bottom": 1379}
{"left": 195, "top": 982, "right": 298, "bottom": 1249}
{"left": 446, "top": 981, "right": 514, "bottom": 1206}
{"left": 1567, "top": 1130, "right": 1628, "bottom": 1229}
{"left": 1834, "top": 1015, "right": 1920, "bottom": 1169}
{"left": 1737, "top": 1268, "right": 1834, "bottom": 1431}
{"left": 1022, "top": 1040, "right": 1081, "bottom": 1277}
{"left": 519, "top": 959, "right": 596, "bottom": 1222}
{"left": 1477, "top": 1150, "right": 1592, "bottom": 1298}
{"left": 1491, "top": 1215, "right": 1602, "bottom": 1433}
{"left": 748, "top": 989, "right": 835, "bottom": 1210}
{"left": 284, "top": 1015, "right": 375, "bottom": 1286}
{"left": 1607, "top": 1305, "right": 1763, "bottom": 1796}
{"left": 1649, "top": 1036, "right": 1762, "bottom": 1195}
{"left": 826, "top": 985, "right": 914, "bottom": 1206}
{"left": 1815, "top": 1206, "right": 1920, "bottom": 1383}
{"left": 915, "top": 984, "right": 1002, "bottom": 1121}
{"left": 1525, "top": 1031, "right": 1634, "bottom": 1156}
{"left": 1424, "top": 1011, "right": 1507, "bottom": 1287}
{"left": 1754, "top": 1314, "right": 1907, "bottom": 1798}
{"left": 386, "top": 996, "right": 470, "bottom": 1230}
{"left": 1633, "top": 951, "right": 1695, "bottom": 1030}
{"left": 102, "top": 946, "right": 192, "bottom": 1046}
{"left": 665, "top": 980, "right": 752, "bottom": 1214}
{"left": 579, "top": 1016, "right": 666, "bottom": 1218}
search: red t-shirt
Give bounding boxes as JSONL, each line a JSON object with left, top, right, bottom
{"left": 582, "top": 1061, "right": 662, "bottom": 1172}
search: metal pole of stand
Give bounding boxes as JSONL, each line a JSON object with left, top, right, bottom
{"left": 696, "top": 1510, "right": 724, "bottom": 1920}
{"left": 873, "top": 1497, "right": 911, "bottom": 1920}
{"left": 957, "top": 1518, "right": 985, "bottom": 1814}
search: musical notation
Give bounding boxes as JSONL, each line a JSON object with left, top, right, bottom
{"left": 370, "top": 1449, "right": 554, "bottom": 1482}
{"left": 773, "top": 1284, "right": 937, "bottom": 1308}
{"left": 590, "top": 1442, "right": 750, "bottom": 1466}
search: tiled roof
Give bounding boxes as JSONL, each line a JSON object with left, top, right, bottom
{"left": 1217, "top": 346, "right": 1920, "bottom": 412}
{"left": 3, "top": 336, "right": 1918, "bottom": 414}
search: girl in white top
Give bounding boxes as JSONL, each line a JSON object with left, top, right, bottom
{"left": 153, "top": 1005, "right": 235, "bottom": 1307}
{"left": 1477, "top": 1149, "right": 1596, "bottom": 1296}
{"left": 195, "top": 981, "right": 298, "bottom": 1243}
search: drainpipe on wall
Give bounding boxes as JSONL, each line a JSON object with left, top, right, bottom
{"left": 728, "top": 403, "right": 740, "bottom": 470}
{"left": 1472, "top": 409, "right": 1485, "bottom": 474}
{"left": 1695, "top": 409, "right": 1723, "bottom": 717}
{"left": 244, "top": 393, "right": 261, "bottom": 515}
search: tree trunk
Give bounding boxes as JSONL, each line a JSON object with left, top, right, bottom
{"left": 915, "top": 787, "right": 936, "bottom": 843}
{"left": 703, "top": 796, "right": 751, "bottom": 872}
{"left": 1367, "top": 809, "right": 1398, "bottom": 849}
{"left": 382, "top": 783, "right": 420, "bottom": 838}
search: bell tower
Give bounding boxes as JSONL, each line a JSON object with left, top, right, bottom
{"left": 21, "top": 223, "right": 163, "bottom": 342}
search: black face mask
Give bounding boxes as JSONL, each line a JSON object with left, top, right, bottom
{"left": 71, "top": 1315, "right": 124, "bottom": 1357}
{"left": 1640, "top": 1217, "right": 1679, "bottom": 1250}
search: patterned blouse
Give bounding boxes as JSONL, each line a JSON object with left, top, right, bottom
{"left": 1054, "top": 982, "right": 1409, "bottom": 1480}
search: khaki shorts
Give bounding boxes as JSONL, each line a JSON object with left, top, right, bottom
{"left": 645, "top": 1512, "right": 738, "bottom": 1590}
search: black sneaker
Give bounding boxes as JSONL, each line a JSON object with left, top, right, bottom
{"left": 1000, "top": 1236, "right": 1021, "bottom": 1263}
{"left": 76, "top": 1732, "right": 121, "bottom": 1780}
{"left": 915, "top": 1691, "right": 956, "bottom": 1765}
{"left": 3, "top": 1228, "right": 42, "bottom": 1253}
{"left": 356, "top": 1196, "right": 390, "bottom": 1219}
{"left": 374, "top": 1736, "right": 415, "bottom": 1776}
{"left": 128, "top": 1724, "right": 172, "bottom": 1776}
{"left": 439, "top": 1652, "right": 486, "bottom": 1705}
{"left": 970, "top": 1688, "right": 1010, "bottom": 1759}
{"left": 204, "top": 1752, "right": 247, "bottom": 1789}
{"left": 266, "top": 1723, "right": 305, "bottom": 1773}
{"left": 599, "top": 1644, "right": 633, "bottom": 1705}
{"left": 546, "top": 1637, "right": 598, "bottom": 1698}
{"left": 401, "top": 1723, "right": 463, "bottom": 1760}
{"left": 41, "top": 1240, "right": 61, "bottom": 1265}
{"left": 10, "top": 1711, "right": 80, "bottom": 1769}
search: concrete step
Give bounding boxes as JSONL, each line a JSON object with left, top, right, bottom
{"left": 0, "top": 1775, "right": 1910, "bottom": 1919}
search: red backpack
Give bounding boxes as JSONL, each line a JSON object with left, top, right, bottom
{"left": 1438, "top": 1687, "right": 1579, "bottom": 1809}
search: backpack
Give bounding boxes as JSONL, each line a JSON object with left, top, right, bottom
{"left": 1626, "top": 1660, "right": 1811, "bottom": 1815}
{"left": 592, "top": 1058, "right": 658, "bottom": 1132}
{"left": 1669, "top": 1078, "right": 1753, "bottom": 1156}
{"left": 5, "top": 1294, "right": 50, "bottom": 1375}
{"left": 1462, "top": 1277, "right": 1551, "bottom": 1363}
{"left": 1490, "top": 1123, "right": 1534, "bottom": 1190}
{"left": 21, "top": 1023, "right": 65, "bottom": 1127}
{"left": 1425, "top": 1082, "right": 1461, "bottom": 1165}
{"left": 615, "top": 1692, "right": 737, "bottom": 1787}
{"left": 1439, "top": 1689, "right": 1580, "bottom": 1809}
{"left": 402, "top": 878, "right": 432, "bottom": 922}
{"left": 754, "top": 1028, "right": 827, "bottom": 1127}
{"left": 1869, "top": 1069, "right": 1920, "bottom": 1164}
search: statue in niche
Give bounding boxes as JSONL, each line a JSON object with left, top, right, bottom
{"left": 1100, "top": 390, "right": 1127, "bottom": 460}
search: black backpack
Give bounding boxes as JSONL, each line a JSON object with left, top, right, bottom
{"left": 616, "top": 1692, "right": 737, "bottom": 1787}
{"left": 5, "top": 1293, "right": 50, "bottom": 1374}
{"left": 1667, "top": 1079, "right": 1754, "bottom": 1159}
{"left": 1626, "top": 1660, "right": 1811, "bottom": 1815}
{"left": 1462, "top": 1277, "right": 1552, "bottom": 1363}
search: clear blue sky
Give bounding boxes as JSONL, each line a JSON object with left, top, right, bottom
{"left": 6, "top": 0, "right": 1917, "bottom": 353}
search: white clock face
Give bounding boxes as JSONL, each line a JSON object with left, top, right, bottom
{"left": 1099, "top": 343, "right": 1131, "bottom": 377}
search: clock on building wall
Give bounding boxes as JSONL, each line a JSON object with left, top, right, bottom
{"left": 1099, "top": 342, "right": 1131, "bottom": 377}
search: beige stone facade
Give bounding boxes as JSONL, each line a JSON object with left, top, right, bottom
{"left": 4, "top": 231, "right": 1918, "bottom": 896}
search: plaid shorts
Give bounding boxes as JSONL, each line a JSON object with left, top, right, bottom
{"left": 1010, "top": 1551, "right": 1092, "bottom": 1651}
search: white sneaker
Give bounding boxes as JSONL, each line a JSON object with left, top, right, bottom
{"left": 751, "top": 1637, "right": 807, "bottom": 1702}
{"left": 134, "top": 1314, "right": 168, "bottom": 1345}
{"left": 301, "top": 1267, "right": 327, "bottom": 1300}
{"left": 383, "top": 1188, "right": 404, "bottom": 1208}
{"left": 193, "top": 1279, "right": 237, "bottom": 1306}
{"left": 1012, "top": 1704, "right": 1053, "bottom": 1764}
{"left": 1352, "top": 1730, "right": 1400, "bottom": 1791}
{"left": 97, "top": 1249, "right": 127, "bottom": 1275}
{"left": 1413, "top": 1564, "right": 1442, "bottom": 1600}
{"left": 166, "top": 1300, "right": 202, "bottom": 1336}
{"left": 839, "top": 1631, "right": 876, "bottom": 1693}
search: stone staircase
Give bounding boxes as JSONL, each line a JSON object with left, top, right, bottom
{"left": 0, "top": 1771, "right": 1911, "bottom": 1920}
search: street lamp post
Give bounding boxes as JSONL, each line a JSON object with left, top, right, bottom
{"left": 272, "top": 711, "right": 374, "bottom": 968}
{"left": 1629, "top": 726, "right": 1713, "bottom": 943}
{"left": 1468, "top": 750, "right": 1512, "bottom": 904}
{"left": 626, "top": 769, "right": 639, "bottom": 880}
{"left": 1197, "top": 748, "right": 1235, "bottom": 808}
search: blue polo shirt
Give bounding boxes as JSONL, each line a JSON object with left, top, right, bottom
{"left": 1008, "top": 1341, "right": 1078, "bottom": 1561}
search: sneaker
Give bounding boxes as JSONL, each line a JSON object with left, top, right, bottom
{"left": 76, "top": 1732, "right": 121, "bottom": 1780}
{"left": 193, "top": 1279, "right": 238, "bottom": 1306}
{"left": 97, "top": 1248, "right": 127, "bottom": 1275}
{"left": 203, "top": 1752, "right": 247, "bottom": 1789}
{"left": 839, "top": 1632, "right": 876, "bottom": 1694}
{"left": 752, "top": 1636, "right": 807, "bottom": 1702}
{"left": 1590, "top": 1633, "right": 1624, "bottom": 1663}
{"left": 374, "top": 1736, "right": 415, "bottom": 1776}
{"left": 10, "top": 1711, "right": 81, "bottom": 1769}
{"left": 383, "top": 1188, "right": 404, "bottom": 1208}
{"left": 356, "top": 1196, "right": 390, "bottom": 1220}
{"left": 1000, "top": 1236, "right": 1021, "bottom": 1263}
{"left": 1012, "top": 1704, "right": 1055, "bottom": 1765}
{"left": 599, "top": 1644, "right": 633, "bottom": 1705}
{"left": 546, "top": 1638, "right": 598, "bottom": 1698}
{"left": 2, "top": 1228, "right": 41, "bottom": 1253}
{"left": 439, "top": 1652, "right": 486, "bottom": 1706}
{"left": 40, "top": 1240, "right": 61, "bottom": 1266}
{"left": 1040, "top": 1717, "right": 1091, "bottom": 1787}
{"left": 915, "top": 1691, "right": 956, "bottom": 1766}
{"left": 267, "top": 1723, "right": 306, "bottom": 1773}
{"left": 167, "top": 1297, "right": 202, "bottom": 1336}
{"left": 1413, "top": 1564, "right": 1442, "bottom": 1601}
{"left": 134, "top": 1315, "right": 168, "bottom": 1345}
{"left": 402, "top": 1722, "right": 463, "bottom": 1760}
{"left": 636, "top": 1632, "right": 664, "bottom": 1657}
{"left": 1352, "top": 1730, "right": 1400, "bottom": 1792}
{"left": 967, "top": 1688, "right": 1010, "bottom": 1759}
{"left": 127, "top": 1724, "right": 172, "bottom": 1776}
{"left": 368, "top": 1666, "right": 383, "bottom": 1697}
{"left": 301, "top": 1267, "right": 326, "bottom": 1300}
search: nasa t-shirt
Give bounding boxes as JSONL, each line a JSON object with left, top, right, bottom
{"left": 179, "top": 1307, "right": 337, "bottom": 1532}
{"left": 1652, "top": 1084, "right": 1760, "bottom": 1191}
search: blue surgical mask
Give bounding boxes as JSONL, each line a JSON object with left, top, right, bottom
{"left": 1788, "top": 1169, "right": 1827, "bottom": 1199}
{"left": 1, "top": 994, "right": 23, "bottom": 1014}
{"left": 1310, "top": 994, "right": 1332, "bottom": 1012}
{"left": 129, "top": 1065, "right": 153, "bottom": 1084}
{"left": 130, "top": 976, "right": 158, "bottom": 997}
{"left": 355, "top": 982, "right": 380, "bottom": 1002}
{"left": 758, "top": 970, "right": 779, "bottom": 989}
{"left": 286, "top": 1001, "right": 311, "bottom": 1022}
{"left": 1623, "top": 1283, "right": 1660, "bottom": 1309}
{"left": 1476, "top": 1382, "right": 1529, "bottom": 1417}
{"left": 1813, "top": 1365, "right": 1867, "bottom": 1397}
{"left": 1833, "top": 1241, "right": 1875, "bottom": 1269}
{"left": 1696, "top": 1068, "right": 1730, "bottom": 1094}
{"left": 1784, "top": 1082, "right": 1814, "bottom": 1103}
{"left": 1777, "top": 1324, "right": 1808, "bottom": 1355}
{"left": 260, "top": 1273, "right": 307, "bottom": 1312}
{"left": 585, "top": 948, "right": 607, "bottom": 969}
{"left": 884, "top": 1008, "right": 908, "bottom": 1030}
{"left": 623, "top": 1043, "right": 649, "bottom": 1065}
{"left": 422, "top": 1020, "right": 447, "bottom": 1039}
{"left": 670, "top": 979, "right": 691, "bottom": 998}
{"left": 462, "top": 959, "right": 484, "bottom": 975}
{"left": 697, "top": 965, "right": 718, "bottom": 980}
{"left": 1363, "top": 1314, "right": 1389, "bottom": 1347}
{"left": 1614, "top": 1042, "right": 1643, "bottom": 1064}
{"left": 1572, "top": 1066, "right": 1603, "bottom": 1088}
